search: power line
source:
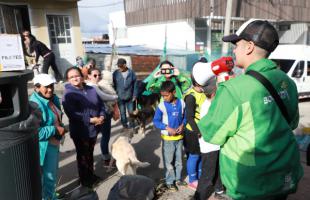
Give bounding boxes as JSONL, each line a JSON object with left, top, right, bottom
{"left": 78, "top": 1, "right": 123, "bottom": 8}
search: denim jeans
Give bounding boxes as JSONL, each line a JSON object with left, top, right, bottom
{"left": 162, "top": 139, "right": 183, "bottom": 185}
{"left": 41, "top": 143, "right": 59, "bottom": 200}
{"left": 100, "top": 113, "right": 112, "bottom": 160}
{"left": 117, "top": 99, "right": 134, "bottom": 128}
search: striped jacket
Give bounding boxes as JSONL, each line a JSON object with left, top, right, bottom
{"left": 153, "top": 98, "right": 186, "bottom": 140}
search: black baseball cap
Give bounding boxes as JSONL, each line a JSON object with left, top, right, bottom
{"left": 222, "top": 19, "right": 279, "bottom": 53}
{"left": 117, "top": 58, "right": 127, "bottom": 65}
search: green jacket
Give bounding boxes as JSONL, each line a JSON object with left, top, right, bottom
{"left": 30, "top": 92, "right": 61, "bottom": 166}
{"left": 198, "top": 59, "right": 303, "bottom": 199}
{"left": 146, "top": 74, "right": 191, "bottom": 99}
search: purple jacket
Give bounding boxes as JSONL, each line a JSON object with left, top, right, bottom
{"left": 62, "top": 83, "right": 105, "bottom": 139}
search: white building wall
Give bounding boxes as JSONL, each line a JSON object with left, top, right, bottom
{"left": 109, "top": 11, "right": 195, "bottom": 51}
{"left": 127, "top": 21, "right": 195, "bottom": 50}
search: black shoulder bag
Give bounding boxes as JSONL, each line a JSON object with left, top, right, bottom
{"left": 246, "top": 70, "right": 290, "bottom": 124}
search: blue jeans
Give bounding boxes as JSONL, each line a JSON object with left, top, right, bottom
{"left": 162, "top": 139, "right": 183, "bottom": 185}
{"left": 118, "top": 99, "right": 134, "bottom": 128}
{"left": 100, "top": 113, "right": 112, "bottom": 160}
{"left": 41, "top": 143, "right": 59, "bottom": 200}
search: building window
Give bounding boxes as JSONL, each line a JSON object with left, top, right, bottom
{"left": 47, "top": 15, "right": 71, "bottom": 44}
{"left": 0, "top": 6, "right": 5, "bottom": 33}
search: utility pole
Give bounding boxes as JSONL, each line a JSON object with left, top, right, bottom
{"left": 206, "top": 0, "right": 214, "bottom": 58}
{"left": 109, "top": 22, "right": 117, "bottom": 72}
{"left": 222, "top": 0, "right": 233, "bottom": 55}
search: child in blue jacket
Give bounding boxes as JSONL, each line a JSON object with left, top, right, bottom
{"left": 153, "top": 81, "right": 187, "bottom": 191}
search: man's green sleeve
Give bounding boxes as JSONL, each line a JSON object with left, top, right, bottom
{"left": 198, "top": 84, "right": 240, "bottom": 145}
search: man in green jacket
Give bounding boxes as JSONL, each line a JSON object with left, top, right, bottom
{"left": 198, "top": 19, "right": 303, "bottom": 200}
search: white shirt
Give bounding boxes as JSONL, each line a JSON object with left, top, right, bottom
{"left": 199, "top": 98, "right": 220, "bottom": 153}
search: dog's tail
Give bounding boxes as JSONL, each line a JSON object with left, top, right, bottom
{"left": 132, "top": 161, "right": 150, "bottom": 168}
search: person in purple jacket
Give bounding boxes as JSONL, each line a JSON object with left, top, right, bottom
{"left": 62, "top": 67, "right": 106, "bottom": 188}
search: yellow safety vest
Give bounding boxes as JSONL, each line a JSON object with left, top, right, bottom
{"left": 184, "top": 88, "right": 206, "bottom": 131}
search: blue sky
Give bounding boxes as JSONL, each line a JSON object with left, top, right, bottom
{"left": 78, "top": 0, "right": 124, "bottom": 37}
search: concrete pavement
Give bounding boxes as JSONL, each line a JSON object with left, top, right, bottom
{"left": 53, "top": 86, "right": 310, "bottom": 200}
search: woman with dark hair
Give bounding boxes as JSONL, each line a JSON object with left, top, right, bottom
{"left": 29, "top": 73, "right": 66, "bottom": 199}
{"left": 86, "top": 67, "right": 118, "bottom": 166}
{"left": 62, "top": 67, "right": 105, "bottom": 188}
{"left": 24, "top": 32, "right": 63, "bottom": 82}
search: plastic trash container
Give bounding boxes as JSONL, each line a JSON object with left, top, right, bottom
{"left": 0, "top": 70, "right": 41, "bottom": 200}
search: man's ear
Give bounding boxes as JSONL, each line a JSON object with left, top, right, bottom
{"left": 246, "top": 41, "right": 255, "bottom": 55}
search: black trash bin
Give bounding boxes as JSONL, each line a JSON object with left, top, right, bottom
{"left": 0, "top": 70, "right": 41, "bottom": 200}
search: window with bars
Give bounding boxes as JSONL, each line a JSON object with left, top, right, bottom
{"left": 47, "top": 15, "right": 71, "bottom": 44}
{"left": 0, "top": 6, "right": 5, "bottom": 33}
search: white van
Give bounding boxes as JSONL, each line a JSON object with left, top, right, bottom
{"left": 269, "top": 45, "right": 310, "bottom": 99}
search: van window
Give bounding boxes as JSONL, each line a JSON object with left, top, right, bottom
{"left": 292, "top": 61, "right": 304, "bottom": 78}
{"left": 271, "top": 59, "right": 295, "bottom": 73}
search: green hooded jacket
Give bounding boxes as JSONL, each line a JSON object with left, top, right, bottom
{"left": 198, "top": 58, "right": 303, "bottom": 200}
{"left": 146, "top": 74, "right": 191, "bottom": 99}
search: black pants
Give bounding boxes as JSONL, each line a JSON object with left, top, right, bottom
{"left": 42, "top": 52, "right": 63, "bottom": 81}
{"left": 194, "top": 150, "right": 223, "bottom": 200}
{"left": 72, "top": 137, "right": 97, "bottom": 187}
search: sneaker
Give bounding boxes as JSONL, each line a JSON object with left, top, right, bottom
{"left": 166, "top": 184, "right": 178, "bottom": 192}
{"left": 176, "top": 180, "right": 188, "bottom": 186}
{"left": 187, "top": 181, "right": 198, "bottom": 190}
{"left": 214, "top": 191, "right": 229, "bottom": 200}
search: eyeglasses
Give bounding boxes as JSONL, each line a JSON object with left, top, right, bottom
{"left": 93, "top": 74, "right": 101, "bottom": 78}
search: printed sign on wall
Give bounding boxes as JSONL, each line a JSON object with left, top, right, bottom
{"left": 0, "top": 34, "right": 25, "bottom": 71}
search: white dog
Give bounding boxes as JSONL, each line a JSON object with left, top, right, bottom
{"left": 110, "top": 136, "right": 150, "bottom": 175}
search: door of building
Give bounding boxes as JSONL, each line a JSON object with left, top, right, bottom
{"left": 47, "top": 15, "right": 75, "bottom": 75}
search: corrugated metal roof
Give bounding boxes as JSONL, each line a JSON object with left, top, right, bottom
{"left": 84, "top": 44, "right": 197, "bottom": 56}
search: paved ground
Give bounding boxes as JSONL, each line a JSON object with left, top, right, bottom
{"left": 50, "top": 84, "right": 310, "bottom": 200}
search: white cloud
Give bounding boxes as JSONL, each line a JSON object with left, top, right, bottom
{"left": 78, "top": 0, "right": 124, "bottom": 37}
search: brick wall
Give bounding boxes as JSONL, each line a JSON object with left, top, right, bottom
{"left": 131, "top": 55, "right": 160, "bottom": 80}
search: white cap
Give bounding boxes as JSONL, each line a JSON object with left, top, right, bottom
{"left": 192, "top": 62, "right": 215, "bottom": 86}
{"left": 33, "top": 73, "right": 56, "bottom": 86}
